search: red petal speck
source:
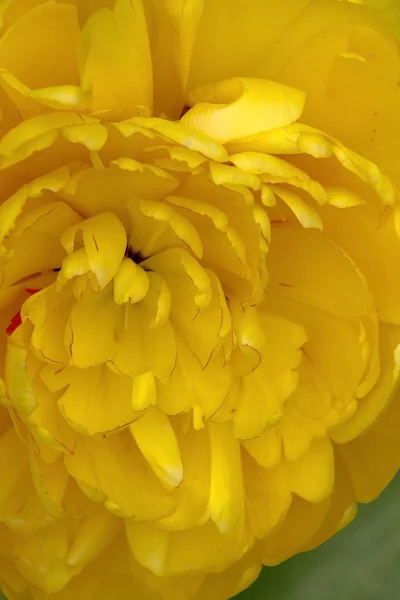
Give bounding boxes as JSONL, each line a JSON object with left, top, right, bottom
{"left": 5, "top": 288, "right": 41, "bottom": 336}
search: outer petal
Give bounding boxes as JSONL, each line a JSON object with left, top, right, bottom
{"left": 189, "top": 0, "right": 311, "bottom": 90}
{"left": 244, "top": 450, "right": 292, "bottom": 540}
{"left": 126, "top": 519, "right": 252, "bottom": 577}
{"left": 64, "top": 431, "right": 176, "bottom": 520}
{"left": 145, "top": 0, "right": 204, "bottom": 117}
{"left": 12, "top": 521, "right": 81, "bottom": 593}
{"left": 182, "top": 77, "right": 305, "bottom": 143}
{"left": 337, "top": 381, "right": 400, "bottom": 502}
{"left": 76, "top": 0, "right": 117, "bottom": 26}
{"left": 78, "top": 0, "right": 153, "bottom": 119}
{"left": 207, "top": 421, "right": 245, "bottom": 537}
{"left": 130, "top": 407, "right": 183, "bottom": 489}
{"left": 0, "top": 1, "right": 82, "bottom": 116}
{"left": 189, "top": 0, "right": 400, "bottom": 188}
{"left": 367, "top": 1, "right": 400, "bottom": 37}
{"left": 58, "top": 366, "right": 142, "bottom": 435}
{"left": 151, "top": 422, "right": 210, "bottom": 531}
{"left": 1, "top": 201, "right": 81, "bottom": 288}
{"left": 262, "top": 495, "right": 330, "bottom": 566}
{"left": 330, "top": 323, "right": 400, "bottom": 443}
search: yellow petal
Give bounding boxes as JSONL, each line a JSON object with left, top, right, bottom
{"left": 158, "top": 339, "right": 231, "bottom": 424}
{"left": 78, "top": 0, "right": 152, "bottom": 119}
{"left": 207, "top": 421, "right": 245, "bottom": 536}
{"left": 286, "top": 437, "right": 335, "bottom": 503}
{"left": 279, "top": 403, "right": 317, "bottom": 462}
{"left": 243, "top": 428, "right": 282, "bottom": 469}
{"left": 112, "top": 304, "right": 176, "bottom": 384}
{"left": 244, "top": 450, "right": 291, "bottom": 539}
{"left": 144, "top": 247, "right": 211, "bottom": 321}
{"left": 267, "top": 225, "right": 377, "bottom": 388}
{"left": 2, "top": 201, "right": 81, "bottom": 288}
{"left": 67, "top": 288, "right": 122, "bottom": 368}
{"left": 274, "top": 186, "right": 323, "bottom": 230}
{"left": 4, "top": 341, "right": 38, "bottom": 415}
{"left": 131, "top": 372, "right": 157, "bottom": 411}
{"left": 283, "top": 25, "right": 400, "bottom": 182}
{"left": 171, "top": 270, "right": 228, "bottom": 367}
{"left": 127, "top": 519, "right": 252, "bottom": 577}
{"left": 28, "top": 84, "right": 90, "bottom": 111}
{"left": 230, "top": 304, "right": 264, "bottom": 375}
{"left": 0, "top": 468, "right": 58, "bottom": 536}
{"left": 189, "top": 0, "right": 311, "bottom": 91}
{"left": 0, "top": 166, "right": 71, "bottom": 252}
{"left": 62, "top": 122, "right": 108, "bottom": 151}
{"left": 0, "top": 75, "right": 89, "bottom": 122}
{"left": 25, "top": 373, "right": 77, "bottom": 455}
{"left": 303, "top": 454, "right": 356, "bottom": 552}
{"left": 232, "top": 373, "right": 283, "bottom": 441}
{"left": 191, "top": 549, "right": 261, "bottom": 600}
{"left": 365, "top": 1, "right": 400, "bottom": 38}
{"left": 209, "top": 161, "right": 260, "bottom": 191}
{"left": 76, "top": 0, "right": 116, "bottom": 26}
{"left": 0, "top": 2, "right": 80, "bottom": 90}
{"left": 67, "top": 506, "right": 122, "bottom": 569}
{"left": 64, "top": 431, "right": 176, "bottom": 520}
{"left": 182, "top": 77, "right": 304, "bottom": 143}
{"left": 330, "top": 322, "right": 400, "bottom": 443}
{"left": 338, "top": 373, "right": 400, "bottom": 502}
{"left": 262, "top": 495, "right": 330, "bottom": 566}
{"left": 127, "top": 197, "right": 203, "bottom": 259}
{"left": 143, "top": 271, "right": 171, "bottom": 328}
{"left": 28, "top": 443, "right": 69, "bottom": 518}
{"left": 62, "top": 164, "right": 179, "bottom": 228}
{"left": 168, "top": 194, "right": 250, "bottom": 284}
{"left": 151, "top": 423, "right": 210, "bottom": 531}
{"left": 0, "top": 112, "right": 89, "bottom": 168}
{"left": 114, "top": 258, "right": 150, "bottom": 305}
{"left": 146, "top": 144, "right": 207, "bottom": 170}
{"left": 58, "top": 365, "right": 141, "bottom": 435}
{"left": 130, "top": 407, "right": 183, "bottom": 489}
{"left": 145, "top": 0, "right": 204, "bottom": 117}
{"left": 133, "top": 116, "right": 228, "bottom": 162}
{"left": 12, "top": 520, "right": 82, "bottom": 593}
{"left": 60, "top": 212, "right": 127, "bottom": 290}
{"left": 322, "top": 204, "right": 400, "bottom": 324}
{"left": 233, "top": 312, "right": 305, "bottom": 440}
{"left": 332, "top": 144, "right": 397, "bottom": 205}
{"left": 22, "top": 284, "right": 74, "bottom": 364}
{"left": 0, "top": 426, "right": 28, "bottom": 506}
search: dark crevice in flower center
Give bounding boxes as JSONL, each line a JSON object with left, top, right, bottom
{"left": 180, "top": 105, "right": 190, "bottom": 118}
{"left": 126, "top": 246, "right": 146, "bottom": 265}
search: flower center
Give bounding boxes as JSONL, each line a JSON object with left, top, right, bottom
{"left": 0, "top": 76, "right": 396, "bottom": 549}
{"left": 1, "top": 106, "right": 389, "bottom": 454}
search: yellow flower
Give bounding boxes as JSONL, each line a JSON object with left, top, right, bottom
{"left": 0, "top": 0, "right": 400, "bottom": 598}
{"left": 367, "top": 0, "right": 400, "bottom": 36}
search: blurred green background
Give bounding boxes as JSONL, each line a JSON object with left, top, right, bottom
{"left": 237, "top": 474, "right": 400, "bottom": 600}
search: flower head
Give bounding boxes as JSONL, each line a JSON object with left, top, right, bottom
{"left": 0, "top": 1, "right": 400, "bottom": 599}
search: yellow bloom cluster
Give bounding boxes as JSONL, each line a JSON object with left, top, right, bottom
{"left": 0, "top": 1, "right": 400, "bottom": 599}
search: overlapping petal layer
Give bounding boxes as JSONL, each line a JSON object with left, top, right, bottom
{"left": 0, "top": 1, "right": 400, "bottom": 599}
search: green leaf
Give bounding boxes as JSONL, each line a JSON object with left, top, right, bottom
{"left": 237, "top": 475, "right": 400, "bottom": 599}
